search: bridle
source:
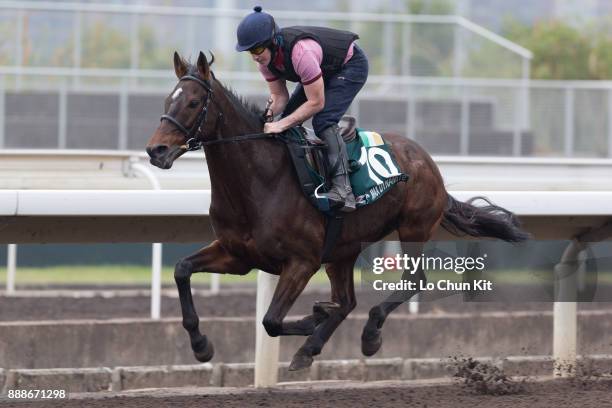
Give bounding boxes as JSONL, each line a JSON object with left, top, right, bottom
{"left": 160, "top": 74, "right": 221, "bottom": 151}
{"left": 160, "top": 74, "right": 275, "bottom": 151}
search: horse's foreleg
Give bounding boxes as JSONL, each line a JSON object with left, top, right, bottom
{"left": 289, "top": 255, "right": 357, "bottom": 371}
{"left": 361, "top": 241, "right": 425, "bottom": 357}
{"left": 175, "top": 240, "right": 250, "bottom": 362}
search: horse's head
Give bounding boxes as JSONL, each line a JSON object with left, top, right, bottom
{"left": 146, "top": 51, "right": 220, "bottom": 169}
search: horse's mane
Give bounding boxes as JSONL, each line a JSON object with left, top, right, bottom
{"left": 185, "top": 63, "right": 264, "bottom": 129}
{"left": 220, "top": 83, "right": 265, "bottom": 127}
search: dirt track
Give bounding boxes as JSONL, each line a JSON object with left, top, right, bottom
{"left": 3, "top": 378, "right": 612, "bottom": 408}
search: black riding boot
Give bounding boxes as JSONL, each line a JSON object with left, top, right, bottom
{"left": 319, "top": 125, "right": 356, "bottom": 212}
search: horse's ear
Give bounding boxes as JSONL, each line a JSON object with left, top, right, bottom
{"left": 196, "top": 51, "right": 211, "bottom": 80}
{"left": 173, "top": 51, "right": 188, "bottom": 79}
{"left": 208, "top": 51, "right": 215, "bottom": 67}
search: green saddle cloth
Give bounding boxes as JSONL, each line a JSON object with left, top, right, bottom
{"left": 283, "top": 127, "right": 408, "bottom": 211}
{"left": 346, "top": 129, "right": 409, "bottom": 207}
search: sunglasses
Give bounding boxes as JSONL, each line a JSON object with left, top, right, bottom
{"left": 248, "top": 45, "right": 267, "bottom": 55}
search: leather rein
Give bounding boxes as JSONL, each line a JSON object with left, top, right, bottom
{"left": 160, "top": 75, "right": 275, "bottom": 151}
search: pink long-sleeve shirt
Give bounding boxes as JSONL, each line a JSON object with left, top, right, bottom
{"left": 257, "top": 39, "right": 355, "bottom": 85}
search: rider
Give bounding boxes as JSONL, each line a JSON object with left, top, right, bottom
{"left": 235, "top": 6, "right": 369, "bottom": 213}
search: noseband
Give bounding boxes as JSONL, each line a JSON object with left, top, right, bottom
{"left": 160, "top": 75, "right": 222, "bottom": 151}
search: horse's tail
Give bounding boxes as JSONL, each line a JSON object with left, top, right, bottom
{"left": 441, "top": 194, "right": 530, "bottom": 242}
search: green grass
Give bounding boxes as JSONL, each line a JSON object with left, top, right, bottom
{"left": 0, "top": 265, "right": 609, "bottom": 286}
{"left": 0, "top": 265, "right": 178, "bottom": 285}
{"left": 0, "top": 265, "right": 341, "bottom": 286}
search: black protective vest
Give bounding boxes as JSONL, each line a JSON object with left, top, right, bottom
{"left": 267, "top": 26, "right": 359, "bottom": 83}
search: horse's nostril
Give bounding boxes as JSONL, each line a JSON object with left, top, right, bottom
{"left": 146, "top": 144, "right": 168, "bottom": 158}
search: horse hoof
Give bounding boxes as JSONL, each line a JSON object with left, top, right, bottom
{"left": 289, "top": 350, "right": 314, "bottom": 371}
{"left": 361, "top": 331, "right": 382, "bottom": 357}
{"left": 192, "top": 336, "right": 215, "bottom": 362}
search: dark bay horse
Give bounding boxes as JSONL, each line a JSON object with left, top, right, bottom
{"left": 146, "top": 51, "right": 528, "bottom": 370}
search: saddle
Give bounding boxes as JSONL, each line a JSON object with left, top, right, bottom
{"left": 281, "top": 116, "right": 356, "bottom": 213}
{"left": 280, "top": 116, "right": 408, "bottom": 262}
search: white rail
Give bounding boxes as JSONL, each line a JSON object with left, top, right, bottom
{"left": 1, "top": 190, "right": 610, "bottom": 217}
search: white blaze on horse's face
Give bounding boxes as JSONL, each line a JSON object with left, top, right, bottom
{"left": 172, "top": 88, "right": 183, "bottom": 101}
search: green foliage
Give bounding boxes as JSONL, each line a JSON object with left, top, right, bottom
{"left": 356, "top": 0, "right": 455, "bottom": 76}
{"left": 461, "top": 40, "right": 522, "bottom": 78}
{"left": 138, "top": 25, "right": 173, "bottom": 70}
{"left": 0, "top": 19, "right": 17, "bottom": 65}
{"left": 50, "top": 20, "right": 174, "bottom": 70}
{"left": 80, "top": 21, "right": 131, "bottom": 68}
{"left": 588, "top": 36, "right": 612, "bottom": 79}
{"left": 405, "top": 0, "right": 454, "bottom": 15}
{"left": 503, "top": 18, "right": 612, "bottom": 80}
{"left": 403, "top": 0, "right": 456, "bottom": 76}
{"left": 407, "top": 0, "right": 427, "bottom": 14}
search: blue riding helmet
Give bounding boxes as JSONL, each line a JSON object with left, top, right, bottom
{"left": 235, "top": 6, "right": 279, "bottom": 52}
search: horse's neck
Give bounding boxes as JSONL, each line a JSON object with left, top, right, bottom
{"left": 204, "top": 99, "right": 287, "bottom": 216}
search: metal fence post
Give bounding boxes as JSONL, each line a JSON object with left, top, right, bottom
{"left": 187, "top": 15, "right": 196, "bottom": 56}
{"left": 460, "top": 86, "right": 470, "bottom": 155}
{"left": 6, "top": 244, "right": 17, "bottom": 294}
{"left": 401, "top": 23, "right": 412, "bottom": 76}
{"left": 118, "top": 79, "right": 129, "bottom": 150}
{"left": 406, "top": 83, "right": 416, "bottom": 140}
{"left": 608, "top": 89, "right": 612, "bottom": 158}
{"left": 130, "top": 13, "right": 140, "bottom": 72}
{"left": 0, "top": 76, "right": 5, "bottom": 148}
{"left": 151, "top": 242, "right": 162, "bottom": 320}
{"left": 15, "top": 9, "right": 24, "bottom": 90}
{"left": 383, "top": 20, "right": 394, "bottom": 75}
{"left": 553, "top": 240, "right": 580, "bottom": 377}
{"left": 564, "top": 87, "right": 575, "bottom": 157}
{"left": 254, "top": 270, "right": 280, "bottom": 387}
{"left": 73, "top": 10, "right": 82, "bottom": 87}
{"left": 521, "top": 58, "right": 531, "bottom": 130}
{"left": 513, "top": 88, "right": 522, "bottom": 156}
{"left": 58, "top": 80, "right": 68, "bottom": 149}
{"left": 210, "top": 274, "right": 220, "bottom": 294}
{"left": 453, "top": 24, "right": 464, "bottom": 78}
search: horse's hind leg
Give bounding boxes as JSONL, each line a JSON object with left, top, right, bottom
{"left": 361, "top": 239, "right": 426, "bottom": 357}
{"left": 175, "top": 240, "right": 251, "bottom": 362}
{"left": 270, "top": 302, "right": 333, "bottom": 336}
{"left": 261, "top": 258, "right": 320, "bottom": 337}
{"left": 289, "top": 254, "right": 357, "bottom": 371}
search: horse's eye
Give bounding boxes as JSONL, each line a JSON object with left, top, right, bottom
{"left": 188, "top": 100, "right": 199, "bottom": 108}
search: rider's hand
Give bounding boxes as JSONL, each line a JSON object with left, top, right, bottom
{"left": 263, "top": 98, "right": 274, "bottom": 122}
{"left": 264, "top": 121, "right": 286, "bottom": 134}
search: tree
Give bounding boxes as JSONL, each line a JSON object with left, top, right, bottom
{"left": 589, "top": 39, "right": 612, "bottom": 79}
{"left": 503, "top": 20, "right": 591, "bottom": 80}
{"left": 80, "top": 21, "right": 131, "bottom": 69}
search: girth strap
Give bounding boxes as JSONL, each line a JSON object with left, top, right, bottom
{"left": 321, "top": 215, "right": 344, "bottom": 263}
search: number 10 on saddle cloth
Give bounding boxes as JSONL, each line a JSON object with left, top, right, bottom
{"left": 347, "top": 129, "right": 408, "bottom": 207}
